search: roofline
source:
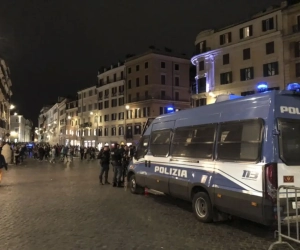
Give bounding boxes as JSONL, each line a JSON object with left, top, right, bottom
{"left": 97, "top": 64, "right": 125, "bottom": 76}
{"left": 125, "top": 49, "right": 190, "bottom": 63}
{"left": 77, "top": 85, "right": 96, "bottom": 93}
{"left": 196, "top": 3, "right": 284, "bottom": 38}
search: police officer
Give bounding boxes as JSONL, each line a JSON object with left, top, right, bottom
{"left": 110, "top": 143, "right": 123, "bottom": 187}
{"left": 121, "top": 145, "right": 130, "bottom": 183}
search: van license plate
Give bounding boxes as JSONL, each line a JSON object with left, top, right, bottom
{"left": 292, "top": 201, "right": 300, "bottom": 209}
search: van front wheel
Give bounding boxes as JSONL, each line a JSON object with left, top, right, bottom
{"left": 192, "top": 192, "right": 213, "bottom": 223}
{"left": 129, "top": 175, "right": 144, "bottom": 195}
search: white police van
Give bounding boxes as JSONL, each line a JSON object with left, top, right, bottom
{"left": 127, "top": 83, "right": 300, "bottom": 225}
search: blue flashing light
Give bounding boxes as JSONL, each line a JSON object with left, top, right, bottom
{"left": 257, "top": 82, "right": 268, "bottom": 93}
{"left": 287, "top": 83, "right": 300, "bottom": 92}
{"left": 167, "top": 107, "right": 174, "bottom": 111}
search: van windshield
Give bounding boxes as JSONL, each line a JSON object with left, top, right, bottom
{"left": 278, "top": 119, "right": 300, "bottom": 165}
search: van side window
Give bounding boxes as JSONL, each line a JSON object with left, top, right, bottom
{"left": 135, "top": 135, "right": 149, "bottom": 160}
{"left": 150, "top": 129, "right": 172, "bottom": 157}
{"left": 217, "top": 119, "right": 263, "bottom": 162}
{"left": 171, "top": 124, "right": 216, "bottom": 159}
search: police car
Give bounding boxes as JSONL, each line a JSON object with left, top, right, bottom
{"left": 127, "top": 83, "right": 300, "bottom": 225}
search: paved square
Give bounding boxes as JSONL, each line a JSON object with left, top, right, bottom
{"left": 0, "top": 159, "right": 297, "bottom": 250}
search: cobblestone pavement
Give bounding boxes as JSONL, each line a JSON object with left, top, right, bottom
{"left": 0, "top": 158, "right": 298, "bottom": 250}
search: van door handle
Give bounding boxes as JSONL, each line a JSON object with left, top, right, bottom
{"left": 147, "top": 161, "right": 151, "bottom": 167}
{"left": 145, "top": 161, "right": 147, "bottom": 167}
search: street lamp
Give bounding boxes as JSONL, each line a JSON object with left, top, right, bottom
{"left": 124, "top": 105, "right": 130, "bottom": 142}
{"left": 90, "top": 111, "right": 93, "bottom": 115}
{"left": 67, "top": 116, "right": 71, "bottom": 120}
{"left": 10, "top": 104, "right": 15, "bottom": 110}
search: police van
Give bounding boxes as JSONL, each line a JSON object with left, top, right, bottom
{"left": 127, "top": 83, "right": 300, "bottom": 225}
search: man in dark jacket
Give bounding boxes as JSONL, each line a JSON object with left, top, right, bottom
{"left": 110, "top": 143, "right": 123, "bottom": 187}
{"left": 99, "top": 146, "right": 110, "bottom": 185}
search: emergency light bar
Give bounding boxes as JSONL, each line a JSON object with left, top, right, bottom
{"left": 257, "top": 83, "right": 268, "bottom": 93}
{"left": 286, "top": 83, "right": 300, "bottom": 92}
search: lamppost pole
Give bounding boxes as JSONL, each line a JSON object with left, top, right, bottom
{"left": 124, "top": 105, "right": 130, "bottom": 143}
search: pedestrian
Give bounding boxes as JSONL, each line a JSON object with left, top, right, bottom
{"left": 0, "top": 153, "right": 8, "bottom": 185}
{"left": 80, "top": 146, "right": 84, "bottom": 160}
{"left": 49, "top": 146, "right": 56, "bottom": 163}
{"left": 110, "top": 143, "right": 123, "bottom": 187}
{"left": 98, "top": 146, "right": 110, "bottom": 185}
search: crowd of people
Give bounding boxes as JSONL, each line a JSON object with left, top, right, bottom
{"left": 0, "top": 142, "right": 137, "bottom": 187}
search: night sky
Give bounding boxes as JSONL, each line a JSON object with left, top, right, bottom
{"left": 0, "top": 0, "right": 282, "bottom": 125}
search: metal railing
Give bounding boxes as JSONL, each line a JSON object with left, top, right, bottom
{"left": 269, "top": 185, "right": 300, "bottom": 250}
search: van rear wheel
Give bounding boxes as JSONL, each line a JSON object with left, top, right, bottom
{"left": 192, "top": 192, "right": 213, "bottom": 223}
{"left": 129, "top": 175, "right": 144, "bottom": 194}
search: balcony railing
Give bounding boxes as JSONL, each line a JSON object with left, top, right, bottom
{"left": 293, "top": 24, "right": 300, "bottom": 33}
{"left": 79, "top": 122, "right": 92, "bottom": 128}
{"left": 128, "top": 95, "right": 189, "bottom": 103}
{"left": 97, "top": 77, "right": 125, "bottom": 87}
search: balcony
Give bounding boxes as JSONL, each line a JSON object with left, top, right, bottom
{"left": 128, "top": 95, "right": 189, "bottom": 103}
{"left": 293, "top": 24, "right": 300, "bottom": 33}
{"left": 79, "top": 122, "right": 92, "bottom": 128}
{"left": 119, "top": 91, "right": 124, "bottom": 96}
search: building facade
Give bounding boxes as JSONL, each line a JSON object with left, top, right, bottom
{"left": 96, "top": 63, "right": 126, "bottom": 147}
{"left": 191, "top": 1, "right": 300, "bottom": 105}
{"left": 125, "top": 50, "right": 191, "bottom": 143}
{"left": 38, "top": 97, "right": 68, "bottom": 145}
{"left": 37, "top": 50, "right": 192, "bottom": 147}
{"left": 77, "top": 86, "right": 98, "bottom": 147}
{"left": 10, "top": 114, "right": 32, "bottom": 142}
{"left": 24, "top": 119, "right": 33, "bottom": 142}
{"left": 0, "top": 58, "right": 12, "bottom": 141}
{"left": 65, "top": 99, "right": 79, "bottom": 146}
{"left": 10, "top": 114, "right": 25, "bottom": 142}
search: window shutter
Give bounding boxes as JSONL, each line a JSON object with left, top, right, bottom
{"left": 296, "top": 63, "right": 300, "bottom": 77}
{"left": 270, "top": 18, "right": 274, "bottom": 29}
{"left": 239, "top": 28, "right": 243, "bottom": 39}
{"left": 295, "top": 42, "right": 300, "bottom": 57}
{"left": 228, "top": 32, "right": 232, "bottom": 43}
{"left": 229, "top": 72, "right": 233, "bottom": 83}
{"left": 249, "top": 25, "right": 253, "bottom": 36}
{"left": 220, "top": 35, "right": 223, "bottom": 45}
{"left": 240, "top": 69, "right": 245, "bottom": 81}
{"left": 262, "top": 20, "right": 267, "bottom": 32}
{"left": 195, "top": 43, "right": 200, "bottom": 54}
{"left": 263, "top": 64, "right": 268, "bottom": 77}
{"left": 274, "top": 62, "right": 279, "bottom": 75}
{"left": 250, "top": 67, "right": 254, "bottom": 79}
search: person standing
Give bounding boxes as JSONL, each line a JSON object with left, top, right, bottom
{"left": 2, "top": 142, "right": 12, "bottom": 164}
{"left": 80, "top": 146, "right": 84, "bottom": 160}
{"left": 98, "top": 146, "right": 110, "bottom": 185}
{"left": 49, "top": 146, "right": 56, "bottom": 163}
{"left": 0, "top": 152, "right": 8, "bottom": 185}
{"left": 110, "top": 143, "right": 123, "bottom": 187}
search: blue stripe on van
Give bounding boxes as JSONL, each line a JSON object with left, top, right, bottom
{"left": 133, "top": 161, "right": 263, "bottom": 195}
